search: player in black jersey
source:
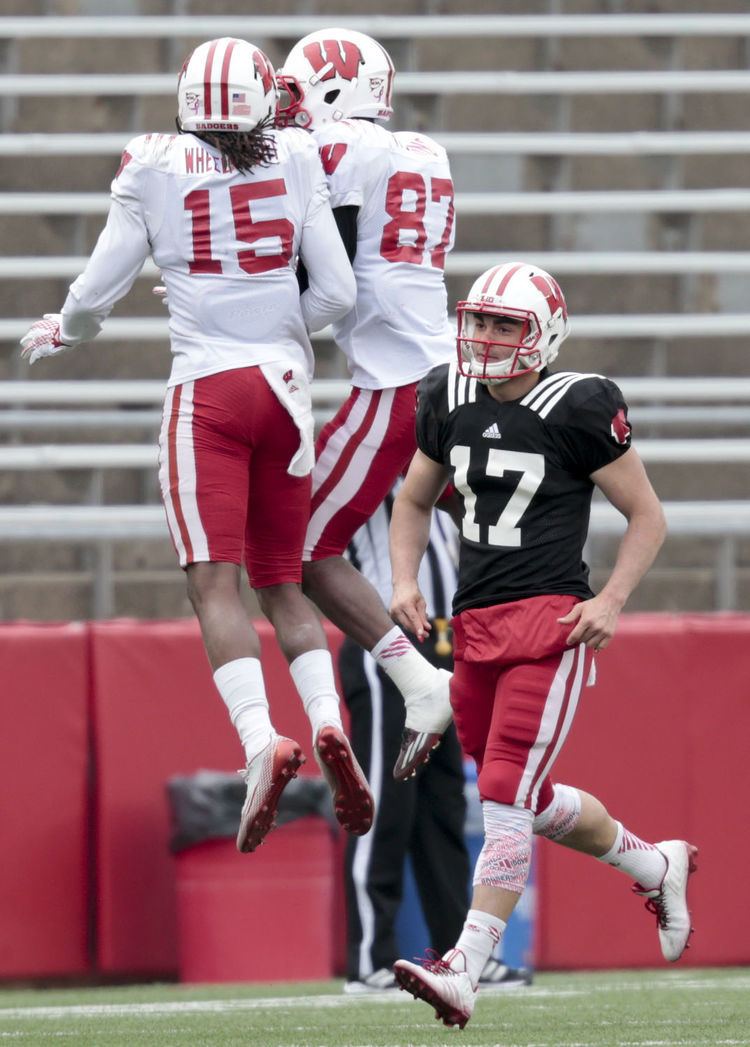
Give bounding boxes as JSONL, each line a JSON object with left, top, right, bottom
{"left": 388, "top": 263, "right": 698, "bottom": 1028}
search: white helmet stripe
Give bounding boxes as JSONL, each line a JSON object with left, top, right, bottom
{"left": 479, "top": 264, "right": 505, "bottom": 295}
{"left": 490, "top": 262, "right": 524, "bottom": 298}
{"left": 218, "top": 38, "right": 237, "bottom": 119}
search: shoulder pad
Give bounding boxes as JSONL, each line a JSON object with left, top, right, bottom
{"left": 520, "top": 371, "right": 611, "bottom": 421}
{"left": 419, "top": 361, "right": 475, "bottom": 417}
{"left": 445, "top": 361, "right": 480, "bottom": 412}
{"left": 392, "top": 131, "right": 448, "bottom": 163}
{"left": 122, "top": 133, "right": 176, "bottom": 170}
{"left": 275, "top": 126, "right": 317, "bottom": 156}
{"left": 312, "top": 121, "right": 359, "bottom": 148}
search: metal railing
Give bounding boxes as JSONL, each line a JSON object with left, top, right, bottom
{"left": 4, "top": 189, "right": 750, "bottom": 216}
{"left": 1, "top": 500, "right": 746, "bottom": 618}
{"left": 1, "top": 14, "right": 750, "bottom": 38}
{"left": 5, "top": 251, "right": 750, "bottom": 279}
{"left": 6, "top": 70, "right": 750, "bottom": 97}
{"left": 4, "top": 131, "right": 750, "bottom": 158}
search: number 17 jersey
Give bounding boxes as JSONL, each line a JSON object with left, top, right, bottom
{"left": 313, "top": 120, "right": 456, "bottom": 390}
{"left": 416, "top": 363, "right": 633, "bottom": 614}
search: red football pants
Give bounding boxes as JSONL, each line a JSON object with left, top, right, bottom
{"left": 304, "top": 383, "right": 419, "bottom": 560}
{"left": 450, "top": 594, "right": 594, "bottom": 813}
{"left": 158, "top": 367, "right": 311, "bottom": 587}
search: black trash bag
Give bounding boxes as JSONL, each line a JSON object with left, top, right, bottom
{"left": 166, "top": 770, "right": 336, "bottom": 853}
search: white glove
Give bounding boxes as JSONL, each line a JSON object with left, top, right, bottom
{"left": 20, "top": 313, "right": 74, "bottom": 365}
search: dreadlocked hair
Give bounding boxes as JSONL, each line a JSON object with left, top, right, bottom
{"left": 181, "top": 115, "right": 278, "bottom": 174}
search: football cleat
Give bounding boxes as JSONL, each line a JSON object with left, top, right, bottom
{"left": 343, "top": 968, "right": 398, "bottom": 994}
{"left": 633, "top": 839, "right": 698, "bottom": 962}
{"left": 315, "top": 725, "right": 374, "bottom": 836}
{"left": 478, "top": 958, "right": 533, "bottom": 989}
{"left": 394, "top": 955, "right": 476, "bottom": 1029}
{"left": 236, "top": 735, "right": 305, "bottom": 854}
{"left": 393, "top": 668, "right": 453, "bottom": 781}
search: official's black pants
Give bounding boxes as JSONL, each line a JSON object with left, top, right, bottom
{"left": 339, "top": 636, "right": 470, "bottom": 981}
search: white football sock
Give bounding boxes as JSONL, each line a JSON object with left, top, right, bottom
{"left": 371, "top": 626, "right": 437, "bottom": 701}
{"left": 289, "top": 649, "right": 343, "bottom": 741}
{"left": 597, "top": 820, "right": 668, "bottom": 889}
{"left": 445, "top": 909, "right": 507, "bottom": 989}
{"left": 213, "top": 657, "right": 273, "bottom": 760}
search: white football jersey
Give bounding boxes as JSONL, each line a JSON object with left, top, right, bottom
{"left": 312, "top": 120, "right": 456, "bottom": 390}
{"left": 60, "top": 129, "right": 355, "bottom": 386}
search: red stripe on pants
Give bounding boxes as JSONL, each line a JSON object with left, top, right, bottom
{"left": 310, "top": 390, "right": 382, "bottom": 516}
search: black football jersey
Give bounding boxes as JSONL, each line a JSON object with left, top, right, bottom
{"left": 416, "top": 364, "right": 633, "bottom": 614}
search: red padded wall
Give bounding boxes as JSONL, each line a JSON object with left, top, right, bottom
{"left": 2, "top": 613, "right": 746, "bottom": 980}
{"left": 0, "top": 623, "right": 90, "bottom": 977}
{"left": 534, "top": 614, "right": 750, "bottom": 969}
{"left": 90, "top": 618, "right": 343, "bottom": 975}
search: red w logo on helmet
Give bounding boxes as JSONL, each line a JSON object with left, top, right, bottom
{"left": 303, "top": 39, "right": 363, "bottom": 82}
{"left": 531, "top": 273, "right": 567, "bottom": 319}
{"left": 253, "top": 50, "right": 275, "bottom": 95}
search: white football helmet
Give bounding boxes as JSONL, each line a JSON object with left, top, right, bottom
{"left": 276, "top": 28, "right": 394, "bottom": 129}
{"left": 457, "top": 262, "right": 571, "bottom": 385}
{"left": 177, "top": 37, "right": 278, "bottom": 134}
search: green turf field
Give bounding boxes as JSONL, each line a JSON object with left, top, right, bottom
{"left": 0, "top": 968, "right": 747, "bottom": 1046}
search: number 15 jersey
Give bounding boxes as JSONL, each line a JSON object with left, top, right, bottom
{"left": 60, "top": 128, "right": 354, "bottom": 387}
{"left": 416, "top": 364, "right": 633, "bottom": 614}
{"left": 313, "top": 120, "right": 456, "bottom": 390}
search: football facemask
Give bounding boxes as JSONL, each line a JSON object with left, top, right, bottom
{"left": 457, "top": 304, "right": 541, "bottom": 385}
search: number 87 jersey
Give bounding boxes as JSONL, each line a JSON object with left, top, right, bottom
{"left": 415, "top": 362, "right": 633, "bottom": 615}
{"left": 313, "top": 120, "right": 456, "bottom": 390}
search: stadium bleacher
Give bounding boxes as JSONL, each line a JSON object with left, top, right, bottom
{"left": 0, "top": 5, "right": 748, "bottom": 619}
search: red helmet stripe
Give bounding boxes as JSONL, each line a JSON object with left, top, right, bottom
{"left": 219, "top": 39, "right": 237, "bottom": 119}
{"left": 203, "top": 39, "right": 219, "bottom": 118}
{"left": 480, "top": 265, "right": 504, "bottom": 295}
{"left": 494, "top": 262, "right": 524, "bottom": 297}
{"left": 383, "top": 46, "right": 395, "bottom": 108}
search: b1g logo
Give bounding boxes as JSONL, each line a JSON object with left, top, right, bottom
{"left": 302, "top": 38, "right": 363, "bottom": 81}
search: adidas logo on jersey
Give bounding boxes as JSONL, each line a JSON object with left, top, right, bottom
{"left": 482, "top": 423, "right": 502, "bottom": 439}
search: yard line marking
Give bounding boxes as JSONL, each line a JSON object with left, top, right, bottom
{"left": 1, "top": 975, "right": 749, "bottom": 1022}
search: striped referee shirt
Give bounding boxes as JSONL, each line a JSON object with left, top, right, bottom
{"left": 347, "top": 480, "right": 458, "bottom": 620}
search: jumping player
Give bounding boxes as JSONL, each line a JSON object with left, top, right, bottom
{"left": 20, "top": 37, "right": 374, "bottom": 853}
{"left": 277, "top": 29, "right": 457, "bottom": 779}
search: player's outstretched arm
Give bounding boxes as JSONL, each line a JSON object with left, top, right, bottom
{"left": 559, "top": 447, "right": 666, "bottom": 650}
{"left": 20, "top": 199, "right": 150, "bottom": 363}
{"left": 389, "top": 449, "right": 451, "bottom": 641}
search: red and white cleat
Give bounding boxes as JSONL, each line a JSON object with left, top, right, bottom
{"left": 393, "top": 954, "right": 477, "bottom": 1029}
{"left": 236, "top": 735, "right": 305, "bottom": 854}
{"left": 393, "top": 668, "right": 453, "bottom": 781}
{"left": 633, "top": 839, "right": 698, "bottom": 961}
{"left": 315, "top": 725, "right": 374, "bottom": 836}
